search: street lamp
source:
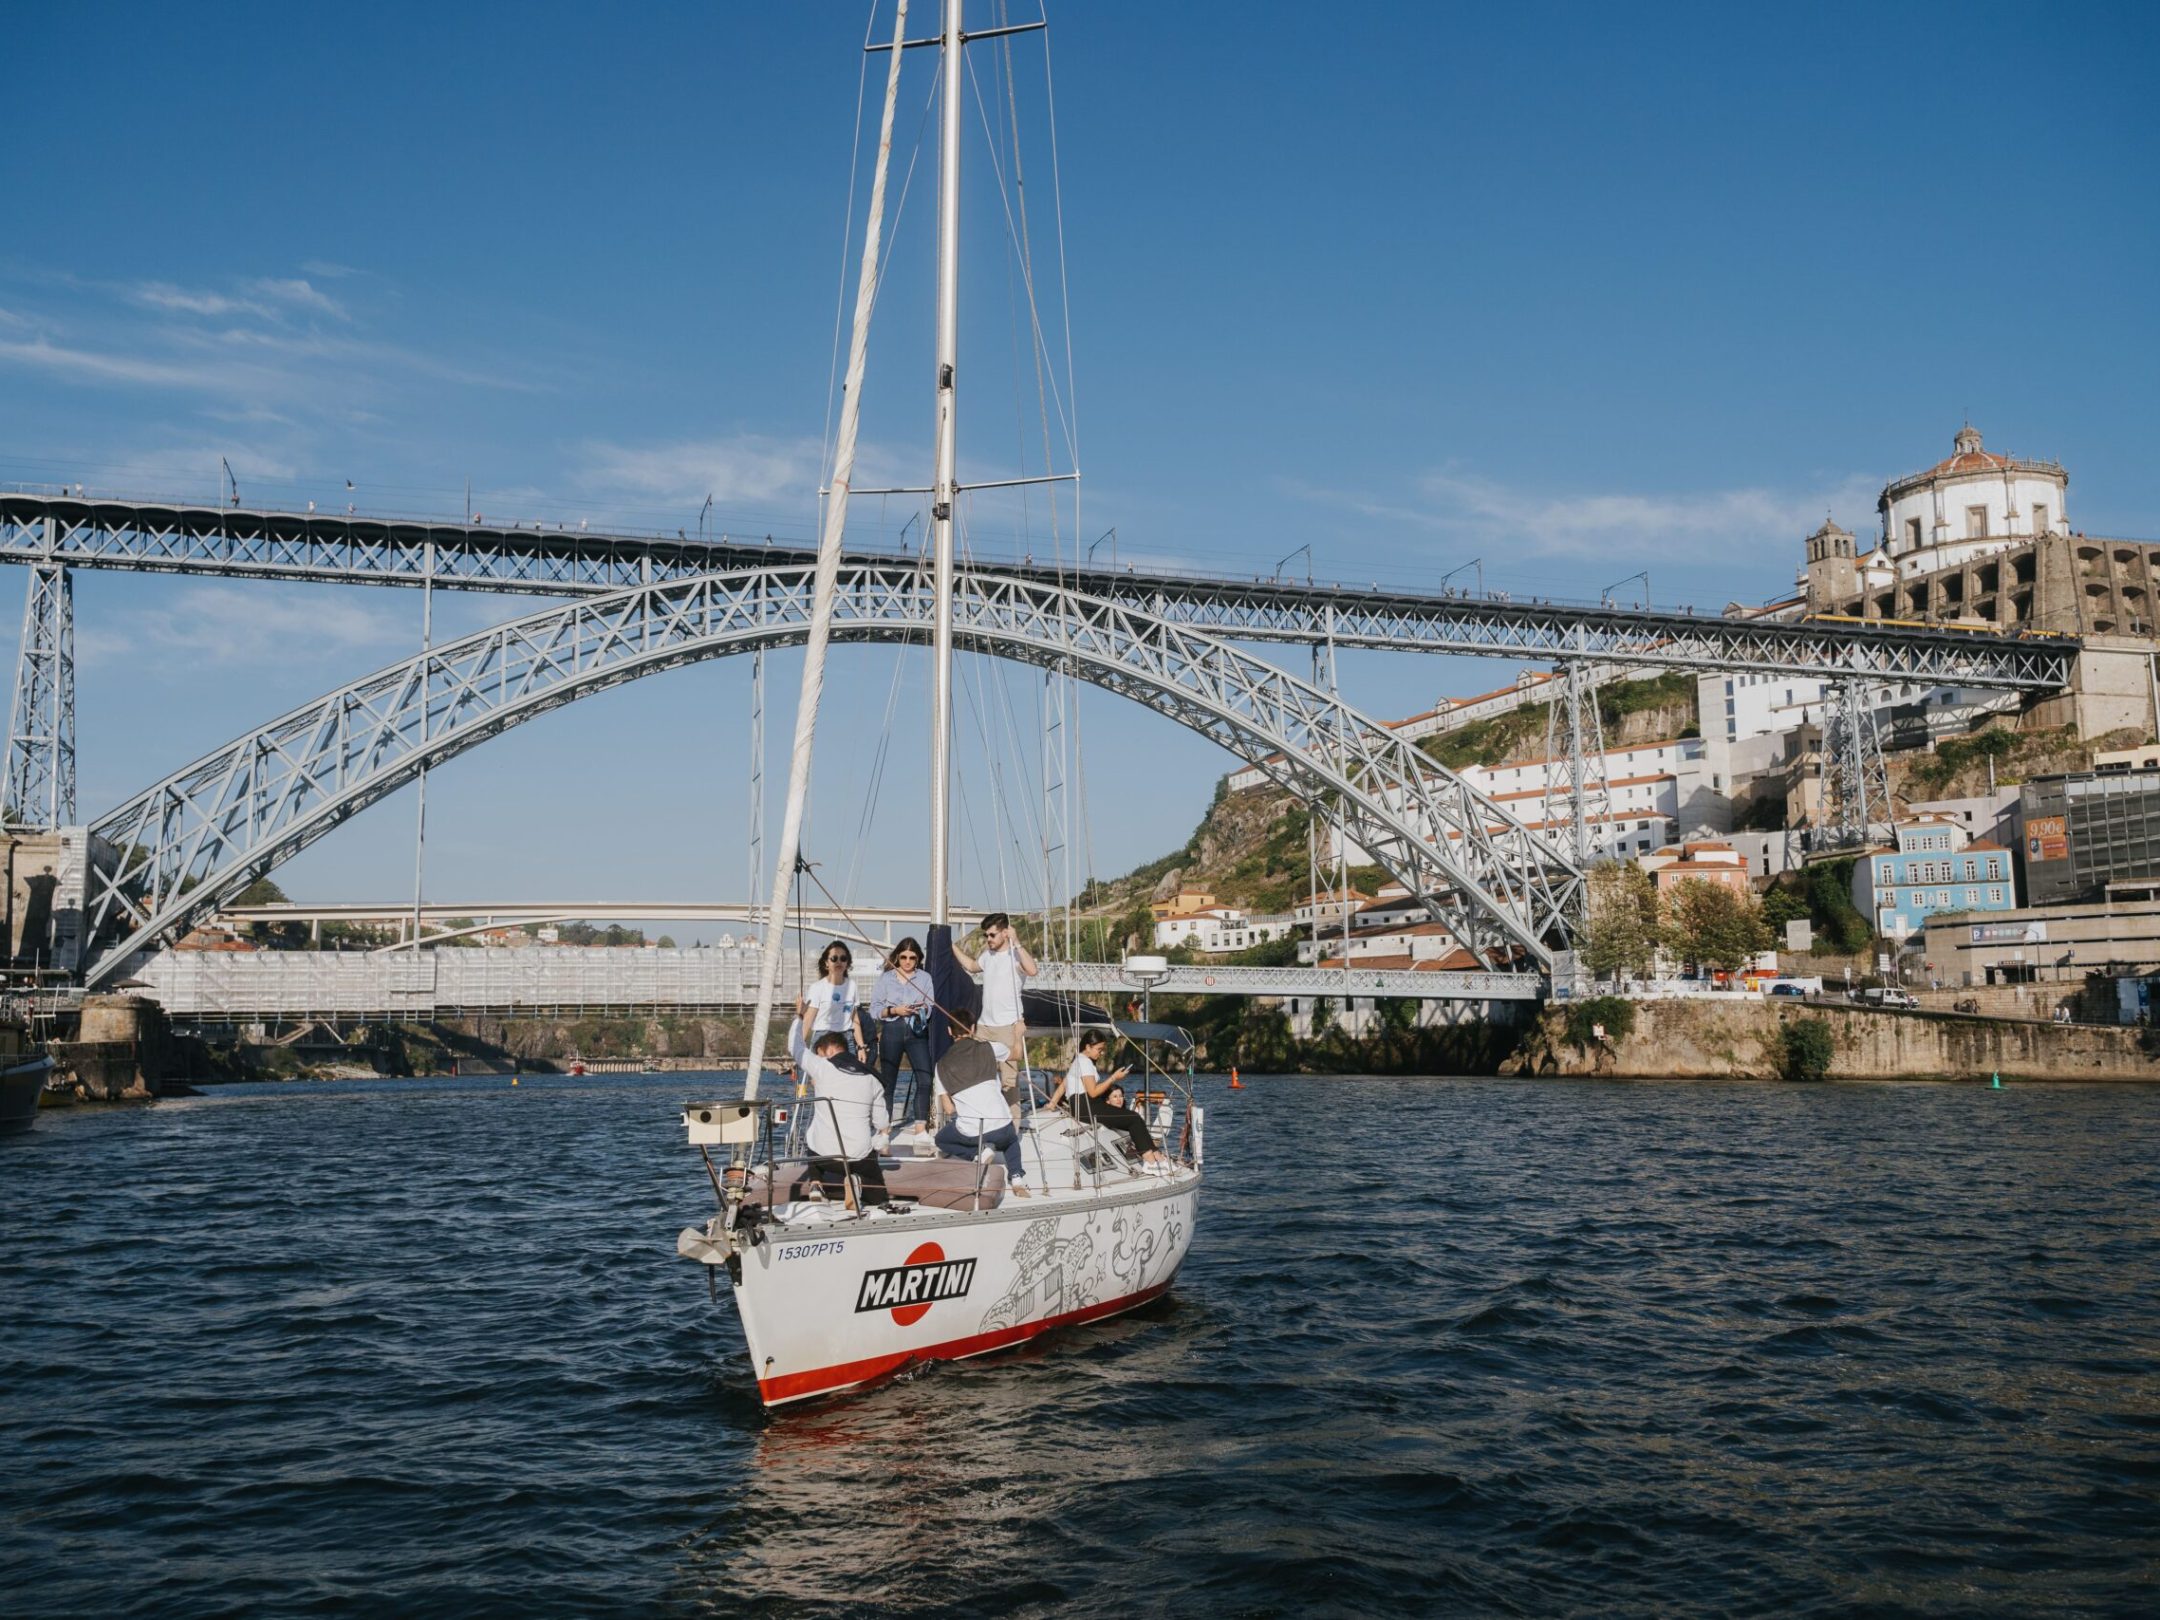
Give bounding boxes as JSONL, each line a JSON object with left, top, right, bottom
{"left": 1088, "top": 527, "right": 1118, "bottom": 571}
{"left": 1602, "top": 570, "right": 1651, "bottom": 608}
{"left": 1440, "top": 557, "right": 1483, "bottom": 595}
{"left": 1276, "top": 543, "right": 1312, "bottom": 585}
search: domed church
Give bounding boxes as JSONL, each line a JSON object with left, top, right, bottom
{"left": 1798, "top": 425, "right": 2156, "bottom": 736}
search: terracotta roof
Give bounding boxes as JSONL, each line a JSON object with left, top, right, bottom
{"left": 1448, "top": 671, "right": 1555, "bottom": 708}
{"left": 1315, "top": 948, "right": 1482, "bottom": 972}
{"left": 1925, "top": 448, "right": 2012, "bottom": 477}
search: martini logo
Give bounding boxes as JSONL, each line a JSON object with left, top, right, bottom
{"left": 856, "top": 1242, "right": 976, "bottom": 1326}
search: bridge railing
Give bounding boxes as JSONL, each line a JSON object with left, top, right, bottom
{"left": 128, "top": 945, "right": 1541, "bottom": 1019}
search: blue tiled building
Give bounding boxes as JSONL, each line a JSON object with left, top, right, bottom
{"left": 1851, "top": 814, "right": 2017, "bottom": 942}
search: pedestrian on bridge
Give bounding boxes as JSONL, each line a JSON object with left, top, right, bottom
{"left": 870, "top": 936, "right": 937, "bottom": 1125}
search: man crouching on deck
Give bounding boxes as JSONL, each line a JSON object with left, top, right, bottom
{"left": 800, "top": 1030, "right": 890, "bottom": 1210}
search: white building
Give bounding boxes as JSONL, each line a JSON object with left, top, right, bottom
{"left": 1326, "top": 736, "right": 1728, "bottom": 867}
{"left": 1151, "top": 891, "right": 1296, "bottom": 954}
{"left": 1878, "top": 424, "right": 2068, "bottom": 576}
{"left": 1226, "top": 663, "right": 1661, "bottom": 793}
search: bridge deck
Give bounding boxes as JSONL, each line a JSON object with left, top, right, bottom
{"left": 129, "top": 945, "right": 1540, "bottom": 1018}
{"left": 2, "top": 492, "right": 2070, "bottom": 686}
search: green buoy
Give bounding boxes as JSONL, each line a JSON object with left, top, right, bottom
{"left": 1990, "top": 1071, "right": 2002, "bottom": 1089}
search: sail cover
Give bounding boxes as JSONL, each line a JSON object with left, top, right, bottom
{"left": 924, "top": 923, "right": 978, "bottom": 1071}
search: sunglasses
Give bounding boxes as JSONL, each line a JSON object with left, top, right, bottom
{"left": 897, "top": 952, "right": 920, "bottom": 962}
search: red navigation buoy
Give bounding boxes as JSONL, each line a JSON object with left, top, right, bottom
{"left": 1229, "top": 1067, "right": 1244, "bottom": 1090}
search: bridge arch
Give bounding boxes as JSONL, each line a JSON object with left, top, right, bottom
{"left": 82, "top": 564, "right": 1583, "bottom": 983}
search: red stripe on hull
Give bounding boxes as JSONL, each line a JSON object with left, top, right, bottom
{"left": 757, "top": 1278, "right": 1177, "bottom": 1406}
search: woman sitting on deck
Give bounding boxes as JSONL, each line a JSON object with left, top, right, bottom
{"left": 1053, "top": 1030, "right": 1168, "bottom": 1166}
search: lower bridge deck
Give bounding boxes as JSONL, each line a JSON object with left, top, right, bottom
{"left": 126, "top": 946, "right": 1543, "bottom": 1020}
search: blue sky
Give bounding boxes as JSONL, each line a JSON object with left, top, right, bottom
{"left": 3, "top": 2, "right": 2156, "bottom": 929}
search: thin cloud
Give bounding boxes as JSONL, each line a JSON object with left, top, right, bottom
{"left": 130, "top": 282, "right": 260, "bottom": 318}
{"left": 79, "top": 583, "right": 406, "bottom": 669}
{"left": 0, "top": 336, "right": 248, "bottom": 390}
{"left": 1286, "top": 466, "right": 1881, "bottom": 564}
{"left": 128, "top": 276, "right": 349, "bottom": 323}
{"left": 247, "top": 276, "right": 349, "bottom": 321}
{"left": 577, "top": 434, "right": 824, "bottom": 506}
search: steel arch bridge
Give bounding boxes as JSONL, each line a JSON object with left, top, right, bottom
{"left": 79, "top": 563, "right": 1585, "bottom": 986}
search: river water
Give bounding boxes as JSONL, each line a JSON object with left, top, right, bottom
{"left": 3, "top": 1074, "right": 2157, "bottom": 1617}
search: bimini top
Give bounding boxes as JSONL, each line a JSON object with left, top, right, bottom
{"left": 1019, "top": 988, "right": 1194, "bottom": 1052}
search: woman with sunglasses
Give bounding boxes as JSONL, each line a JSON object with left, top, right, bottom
{"left": 869, "top": 936, "right": 937, "bottom": 1125}
{"left": 795, "top": 940, "right": 868, "bottom": 1066}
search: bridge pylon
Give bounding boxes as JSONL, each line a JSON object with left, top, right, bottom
{"left": 4, "top": 539, "right": 76, "bottom": 829}
{"left": 1542, "top": 654, "right": 1612, "bottom": 872}
{"left": 1825, "top": 676, "right": 1892, "bottom": 848}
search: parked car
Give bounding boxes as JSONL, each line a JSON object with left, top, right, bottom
{"left": 1769, "top": 983, "right": 1808, "bottom": 998}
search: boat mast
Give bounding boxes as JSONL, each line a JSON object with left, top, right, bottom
{"left": 737, "top": 0, "right": 912, "bottom": 1102}
{"left": 928, "top": 0, "right": 963, "bottom": 925}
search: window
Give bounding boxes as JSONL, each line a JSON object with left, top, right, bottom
{"left": 2033, "top": 504, "right": 2049, "bottom": 535}
{"left": 1965, "top": 888, "right": 1979, "bottom": 905}
{"left": 1963, "top": 859, "right": 1977, "bottom": 879}
{"left": 1988, "top": 886, "right": 2003, "bottom": 903}
{"left": 1907, "top": 517, "right": 1923, "bottom": 548}
{"left": 1880, "top": 862, "right": 1894, "bottom": 882}
{"left": 1967, "top": 505, "right": 1989, "bottom": 539}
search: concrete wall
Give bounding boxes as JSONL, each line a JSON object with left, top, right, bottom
{"left": 1504, "top": 997, "right": 2160, "bottom": 1081}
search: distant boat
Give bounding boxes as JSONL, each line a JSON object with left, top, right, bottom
{"left": 0, "top": 1024, "right": 54, "bottom": 1133}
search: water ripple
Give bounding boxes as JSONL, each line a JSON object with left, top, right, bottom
{"left": 3, "top": 1073, "right": 2158, "bottom": 1616}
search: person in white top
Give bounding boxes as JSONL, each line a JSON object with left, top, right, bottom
{"left": 931, "top": 1007, "right": 1029, "bottom": 1197}
{"left": 796, "top": 940, "right": 869, "bottom": 1066}
{"left": 1052, "top": 1028, "right": 1168, "bottom": 1165}
{"left": 950, "top": 912, "right": 1036, "bottom": 1098}
{"left": 799, "top": 1030, "right": 891, "bottom": 1208}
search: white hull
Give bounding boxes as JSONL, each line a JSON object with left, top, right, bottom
{"left": 733, "top": 1168, "right": 1197, "bottom": 1405}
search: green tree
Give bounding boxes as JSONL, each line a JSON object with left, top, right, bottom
{"left": 657, "top": 934, "right": 677, "bottom": 949}
{"left": 1662, "top": 880, "right": 1774, "bottom": 974}
{"left": 1581, "top": 862, "right": 1660, "bottom": 981}
{"left": 1776, "top": 1017, "right": 1836, "bottom": 1082}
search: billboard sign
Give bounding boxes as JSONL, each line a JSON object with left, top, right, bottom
{"left": 2026, "top": 815, "right": 2068, "bottom": 863}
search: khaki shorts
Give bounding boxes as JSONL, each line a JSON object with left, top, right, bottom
{"left": 980, "top": 1019, "right": 1026, "bottom": 1097}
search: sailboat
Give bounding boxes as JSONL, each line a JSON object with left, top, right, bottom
{"left": 675, "top": 2, "right": 1202, "bottom": 1408}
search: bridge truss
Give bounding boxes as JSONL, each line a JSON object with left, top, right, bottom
{"left": 0, "top": 493, "right": 2076, "bottom": 681}
{"left": 80, "top": 563, "right": 1585, "bottom": 985}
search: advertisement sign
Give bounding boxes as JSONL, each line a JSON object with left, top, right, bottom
{"left": 2026, "top": 815, "right": 2068, "bottom": 863}
{"left": 1970, "top": 920, "right": 2047, "bottom": 946}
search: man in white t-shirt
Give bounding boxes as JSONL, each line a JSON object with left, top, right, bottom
{"left": 951, "top": 911, "right": 1036, "bottom": 1098}
{"left": 800, "top": 1030, "right": 891, "bottom": 1208}
{"left": 931, "top": 1008, "right": 1029, "bottom": 1197}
